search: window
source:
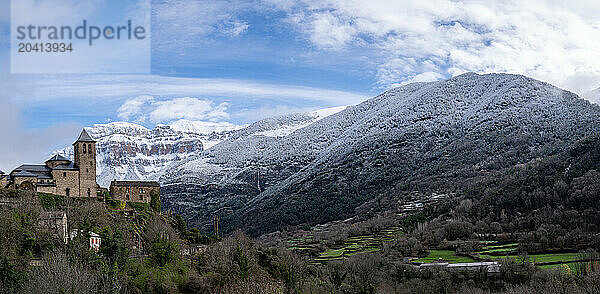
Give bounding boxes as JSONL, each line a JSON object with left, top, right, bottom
{"left": 126, "top": 187, "right": 130, "bottom": 193}
{"left": 139, "top": 194, "right": 143, "bottom": 200}
{"left": 86, "top": 168, "right": 89, "bottom": 173}
{"left": 126, "top": 194, "right": 130, "bottom": 200}
{"left": 87, "top": 188, "right": 90, "bottom": 197}
{"left": 65, "top": 188, "right": 70, "bottom": 196}
{"left": 83, "top": 144, "right": 87, "bottom": 154}
{"left": 63, "top": 172, "right": 66, "bottom": 177}
{"left": 139, "top": 188, "right": 144, "bottom": 193}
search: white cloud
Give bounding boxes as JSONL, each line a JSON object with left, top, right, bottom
{"left": 150, "top": 97, "right": 229, "bottom": 122}
{"left": 3, "top": 75, "right": 368, "bottom": 106}
{"left": 117, "top": 95, "right": 154, "bottom": 121}
{"left": 224, "top": 21, "right": 250, "bottom": 36}
{"left": 153, "top": 0, "right": 253, "bottom": 51}
{"left": 271, "top": 0, "right": 600, "bottom": 94}
{"left": 10, "top": 0, "right": 102, "bottom": 24}
{"left": 0, "top": 101, "right": 81, "bottom": 172}
{"left": 117, "top": 96, "right": 230, "bottom": 123}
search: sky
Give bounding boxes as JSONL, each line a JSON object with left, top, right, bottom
{"left": 1, "top": 0, "right": 600, "bottom": 171}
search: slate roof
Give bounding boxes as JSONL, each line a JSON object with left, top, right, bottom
{"left": 0, "top": 170, "right": 4, "bottom": 175}
{"left": 74, "top": 129, "right": 96, "bottom": 143}
{"left": 53, "top": 162, "right": 79, "bottom": 170}
{"left": 46, "top": 154, "right": 70, "bottom": 162}
{"left": 111, "top": 181, "right": 160, "bottom": 187}
{"left": 12, "top": 165, "right": 53, "bottom": 179}
{"left": 13, "top": 170, "right": 38, "bottom": 177}
{"left": 16, "top": 164, "right": 51, "bottom": 172}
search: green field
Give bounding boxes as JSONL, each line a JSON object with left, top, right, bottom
{"left": 479, "top": 252, "right": 579, "bottom": 264}
{"left": 319, "top": 248, "right": 346, "bottom": 258}
{"left": 475, "top": 243, "right": 519, "bottom": 254}
{"left": 413, "top": 250, "right": 476, "bottom": 264}
{"left": 290, "top": 226, "right": 402, "bottom": 263}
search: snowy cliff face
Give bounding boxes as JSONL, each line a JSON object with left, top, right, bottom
{"left": 55, "top": 107, "right": 346, "bottom": 189}
{"left": 160, "top": 73, "right": 600, "bottom": 235}
{"left": 56, "top": 121, "right": 242, "bottom": 188}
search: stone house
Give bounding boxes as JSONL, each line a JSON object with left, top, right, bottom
{"left": 110, "top": 180, "right": 160, "bottom": 203}
{"left": 4, "top": 130, "right": 98, "bottom": 197}
{"left": 38, "top": 211, "right": 69, "bottom": 244}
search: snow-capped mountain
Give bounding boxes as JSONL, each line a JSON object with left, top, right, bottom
{"left": 56, "top": 121, "right": 240, "bottom": 187}
{"left": 160, "top": 73, "right": 600, "bottom": 235}
{"left": 55, "top": 107, "right": 346, "bottom": 188}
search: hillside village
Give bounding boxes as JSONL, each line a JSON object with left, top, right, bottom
{"left": 0, "top": 130, "right": 163, "bottom": 252}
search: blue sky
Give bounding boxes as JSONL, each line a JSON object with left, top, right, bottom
{"left": 2, "top": 0, "right": 600, "bottom": 170}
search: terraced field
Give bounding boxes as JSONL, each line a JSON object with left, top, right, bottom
{"left": 287, "top": 226, "right": 403, "bottom": 263}
{"left": 287, "top": 233, "right": 583, "bottom": 270}
{"left": 477, "top": 243, "right": 519, "bottom": 254}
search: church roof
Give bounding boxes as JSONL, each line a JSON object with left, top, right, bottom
{"left": 74, "top": 129, "right": 96, "bottom": 143}
{"left": 0, "top": 170, "right": 4, "bottom": 175}
{"left": 16, "top": 164, "right": 51, "bottom": 172}
{"left": 46, "top": 154, "right": 70, "bottom": 162}
{"left": 53, "top": 162, "right": 79, "bottom": 170}
{"left": 13, "top": 164, "right": 53, "bottom": 179}
{"left": 13, "top": 170, "right": 38, "bottom": 177}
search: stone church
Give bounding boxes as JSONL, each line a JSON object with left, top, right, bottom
{"left": 3, "top": 129, "right": 98, "bottom": 197}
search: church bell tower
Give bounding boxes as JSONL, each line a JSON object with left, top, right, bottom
{"left": 73, "top": 129, "right": 97, "bottom": 197}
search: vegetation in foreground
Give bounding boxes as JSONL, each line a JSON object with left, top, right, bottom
{"left": 1, "top": 137, "right": 600, "bottom": 293}
{"left": 1, "top": 187, "right": 600, "bottom": 293}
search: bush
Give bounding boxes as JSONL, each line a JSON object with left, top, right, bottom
{"left": 127, "top": 202, "right": 149, "bottom": 212}
{"left": 106, "top": 199, "right": 126, "bottom": 210}
{"left": 38, "top": 193, "right": 66, "bottom": 210}
{"left": 150, "top": 191, "right": 160, "bottom": 213}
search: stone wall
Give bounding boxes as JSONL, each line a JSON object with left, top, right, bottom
{"left": 37, "top": 185, "right": 57, "bottom": 194}
{"left": 52, "top": 170, "right": 80, "bottom": 197}
{"left": 110, "top": 184, "right": 159, "bottom": 203}
{"left": 13, "top": 176, "right": 37, "bottom": 190}
{"left": 38, "top": 211, "right": 68, "bottom": 244}
{"left": 0, "top": 176, "right": 10, "bottom": 189}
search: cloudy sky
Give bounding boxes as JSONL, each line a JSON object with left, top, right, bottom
{"left": 1, "top": 0, "right": 600, "bottom": 171}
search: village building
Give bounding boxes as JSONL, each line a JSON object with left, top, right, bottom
{"left": 38, "top": 211, "right": 69, "bottom": 244}
{"left": 90, "top": 232, "right": 101, "bottom": 251}
{"left": 110, "top": 180, "right": 160, "bottom": 203}
{"left": 3, "top": 130, "right": 98, "bottom": 197}
{"left": 70, "top": 230, "right": 102, "bottom": 251}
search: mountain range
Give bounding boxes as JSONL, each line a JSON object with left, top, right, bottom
{"left": 57, "top": 121, "right": 241, "bottom": 187}
{"left": 57, "top": 73, "right": 600, "bottom": 236}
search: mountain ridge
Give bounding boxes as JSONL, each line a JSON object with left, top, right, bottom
{"left": 161, "top": 72, "right": 600, "bottom": 235}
